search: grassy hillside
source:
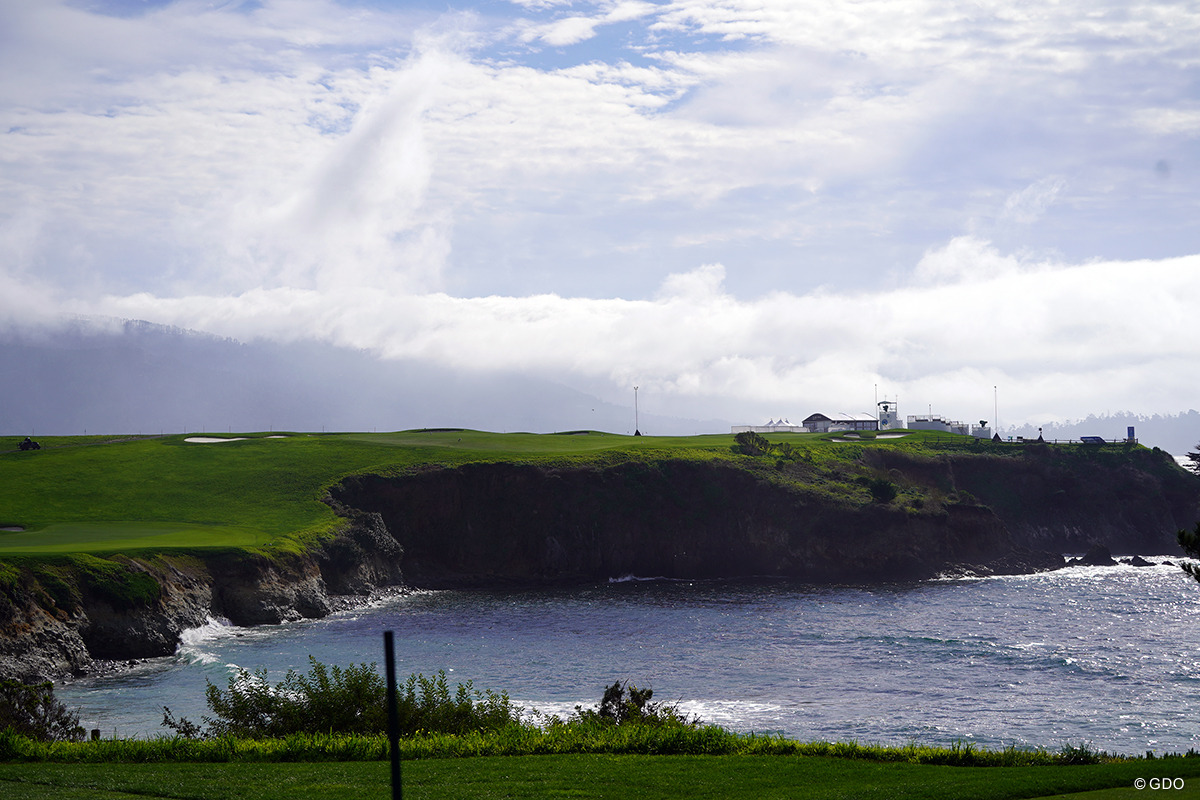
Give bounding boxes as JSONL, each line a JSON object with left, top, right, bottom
{"left": 0, "top": 430, "right": 746, "bottom": 555}
{"left": 0, "top": 429, "right": 1163, "bottom": 558}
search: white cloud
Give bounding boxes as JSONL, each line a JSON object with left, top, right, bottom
{"left": 1000, "top": 177, "right": 1068, "bottom": 226}
{"left": 19, "top": 238, "right": 1187, "bottom": 429}
{"left": 912, "top": 237, "right": 1026, "bottom": 284}
{"left": 519, "top": 0, "right": 658, "bottom": 46}
{"left": 3, "top": 0, "right": 1200, "bottom": 429}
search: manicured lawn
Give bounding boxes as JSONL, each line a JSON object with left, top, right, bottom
{"left": 0, "top": 430, "right": 758, "bottom": 554}
{"left": 2, "top": 754, "right": 1197, "bottom": 799}
{"left": 0, "top": 522, "right": 272, "bottom": 553}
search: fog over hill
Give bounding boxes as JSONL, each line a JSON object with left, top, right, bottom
{"left": 1004, "top": 415, "right": 1200, "bottom": 459}
{"left": 0, "top": 319, "right": 724, "bottom": 437}
{"left": 2, "top": 319, "right": 1197, "bottom": 455}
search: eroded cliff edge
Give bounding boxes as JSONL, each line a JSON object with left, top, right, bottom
{"left": 2, "top": 443, "right": 1196, "bottom": 682}
{"left": 0, "top": 512, "right": 403, "bottom": 682}
{"left": 330, "top": 444, "right": 1199, "bottom": 587}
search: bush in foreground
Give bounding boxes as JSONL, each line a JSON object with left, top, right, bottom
{"left": 165, "top": 658, "right": 521, "bottom": 739}
{"left": 0, "top": 680, "right": 84, "bottom": 743}
{"left": 1, "top": 659, "right": 1148, "bottom": 767}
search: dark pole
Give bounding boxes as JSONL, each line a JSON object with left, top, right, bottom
{"left": 384, "top": 630, "right": 402, "bottom": 800}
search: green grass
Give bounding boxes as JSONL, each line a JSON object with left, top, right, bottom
{"left": 0, "top": 430, "right": 770, "bottom": 555}
{"left": 0, "top": 428, "right": 1145, "bottom": 557}
{"left": 0, "top": 523, "right": 273, "bottom": 554}
{"left": 2, "top": 754, "right": 1198, "bottom": 800}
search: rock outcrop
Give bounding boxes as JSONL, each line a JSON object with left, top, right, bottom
{"left": 0, "top": 513, "right": 406, "bottom": 682}
{"left": 330, "top": 459, "right": 1056, "bottom": 587}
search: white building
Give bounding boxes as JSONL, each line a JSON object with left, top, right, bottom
{"left": 731, "top": 418, "right": 805, "bottom": 434}
{"left": 877, "top": 400, "right": 902, "bottom": 431}
{"left": 803, "top": 412, "right": 879, "bottom": 433}
{"left": 906, "top": 415, "right": 993, "bottom": 438}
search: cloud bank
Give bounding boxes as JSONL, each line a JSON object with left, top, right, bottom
{"left": 2, "top": 0, "right": 1198, "bottom": 431}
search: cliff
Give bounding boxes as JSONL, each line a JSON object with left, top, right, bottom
{"left": 0, "top": 512, "right": 403, "bottom": 682}
{"left": 329, "top": 446, "right": 1197, "bottom": 589}
{"left": 2, "top": 442, "right": 1196, "bottom": 682}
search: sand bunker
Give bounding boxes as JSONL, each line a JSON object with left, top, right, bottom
{"left": 830, "top": 432, "right": 910, "bottom": 442}
{"left": 0, "top": 526, "right": 24, "bottom": 532}
{"left": 184, "top": 436, "right": 287, "bottom": 443}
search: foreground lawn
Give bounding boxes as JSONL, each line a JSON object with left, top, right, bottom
{"left": 2, "top": 754, "right": 1198, "bottom": 800}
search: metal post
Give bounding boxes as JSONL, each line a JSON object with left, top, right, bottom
{"left": 634, "top": 386, "right": 640, "bottom": 436}
{"left": 384, "top": 630, "right": 402, "bottom": 800}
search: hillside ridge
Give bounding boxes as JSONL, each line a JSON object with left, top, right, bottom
{"left": 1, "top": 436, "right": 1197, "bottom": 681}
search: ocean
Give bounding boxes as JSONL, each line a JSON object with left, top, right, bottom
{"left": 56, "top": 559, "right": 1200, "bottom": 754}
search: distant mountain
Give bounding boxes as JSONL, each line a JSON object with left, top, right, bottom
{"left": 1004, "top": 412, "right": 1200, "bottom": 456}
{"left": 0, "top": 318, "right": 726, "bottom": 436}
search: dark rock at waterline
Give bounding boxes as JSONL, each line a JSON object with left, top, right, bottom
{"left": 976, "top": 548, "right": 1067, "bottom": 576}
{"left": 1124, "top": 555, "right": 1157, "bottom": 567}
{"left": 1069, "top": 544, "right": 1118, "bottom": 567}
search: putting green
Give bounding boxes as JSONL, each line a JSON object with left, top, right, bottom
{"left": 0, "top": 521, "right": 268, "bottom": 553}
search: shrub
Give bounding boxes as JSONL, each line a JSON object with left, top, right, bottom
{"left": 0, "top": 680, "right": 84, "bottom": 742}
{"left": 733, "top": 431, "right": 772, "bottom": 457}
{"left": 176, "top": 658, "right": 524, "bottom": 739}
{"left": 865, "top": 477, "right": 897, "bottom": 504}
{"left": 569, "top": 681, "right": 699, "bottom": 729}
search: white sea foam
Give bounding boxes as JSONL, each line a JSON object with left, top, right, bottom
{"left": 608, "top": 574, "right": 695, "bottom": 583}
{"left": 176, "top": 616, "right": 242, "bottom": 664}
{"left": 515, "top": 697, "right": 787, "bottom": 732}
{"left": 608, "top": 574, "right": 666, "bottom": 583}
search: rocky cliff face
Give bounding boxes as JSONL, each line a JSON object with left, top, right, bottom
{"left": 0, "top": 512, "right": 404, "bottom": 682}
{"left": 329, "top": 458, "right": 1042, "bottom": 588}
{"left": 330, "top": 447, "right": 1198, "bottom": 588}
{"left": 864, "top": 444, "right": 1199, "bottom": 554}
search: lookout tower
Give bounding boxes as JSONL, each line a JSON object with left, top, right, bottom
{"left": 877, "top": 399, "right": 902, "bottom": 431}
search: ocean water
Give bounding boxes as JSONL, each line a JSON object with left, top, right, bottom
{"left": 56, "top": 559, "right": 1200, "bottom": 754}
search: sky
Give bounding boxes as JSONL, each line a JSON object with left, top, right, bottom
{"left": 1, "top": 0, "right": 1199, "bottom": 432}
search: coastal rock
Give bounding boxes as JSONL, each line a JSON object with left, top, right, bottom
{"left": 1124, "top": 555, "right": 1157, "bottom": 567}
{"left": 209, "top": 552, "right": 332, "bottom": 626}
{"left": 315, "top": 509, "right": 405, "bottom": 594}
{"left": 0, "top": 603, "right": 92, "bottom": 682}
{"left": 969, "top": 548, "right": 1067, "bottom": 576}
{"left": 78, "top": 572, "right": 212, "bottom": 660}
{"left": 1069, "top": 544, "right": 1118, "bottom": 567}
{"left": 0, "top": 514, "right": 408, "bottom": 682}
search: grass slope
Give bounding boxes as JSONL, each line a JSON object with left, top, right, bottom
{"left": 0, "top": 428, "right": 1032, "bottom": 556}
{"left": 2, "top": 754, "right": 1198, "bottom": 800}
{"left": 0, "top": 430, "right": 734, "bottom": 554}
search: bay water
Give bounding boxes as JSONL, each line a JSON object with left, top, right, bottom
{"left": 57, "top": 559, "right": 1200, "bottom": 754}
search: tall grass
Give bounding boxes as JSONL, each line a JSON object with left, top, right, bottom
{"left": 0, "top": 724, "right": 1138, "bottom": 766}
